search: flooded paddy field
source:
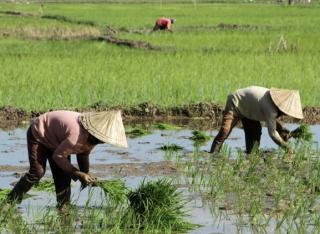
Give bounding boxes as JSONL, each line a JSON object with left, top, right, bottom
{"left": 1, "top": 121, "right": 320, "bottom": 233}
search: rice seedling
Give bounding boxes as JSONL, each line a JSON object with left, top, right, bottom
{"left": 125, "top": 126, "right": 151, "bottom": 138}
{"left": 189, "top": 130, "right": 211, "bottom": 143}
{"left": 152, "top": 123, "right": 181, "bottom": 130}
{"left": 34, "top": 179, "right": 55, "bottom": 192}
{"left": 0, "top": 188, "right": 33, "bottom": 203}
{"left": 94, "top": 179, "right": 128, "bottom": 205}
{"left": 127, "top": 178, "right": 196, "bottom": 231}
{"left": 0, "top": 189, "right": 10, "bottom": 203}
{"left": 160, "top": 143, "right": 183, "bottom": 151}
{"left": 290, "top": 124, "right": 313, "bottom": 142}
{"left": 177, "top": 141, "right": 320, "bottom": 231}
{"left": 0, "top": 4, "right": 319, "bottom": 110}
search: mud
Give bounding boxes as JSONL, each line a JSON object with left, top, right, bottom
{"left": 41, "top": 14, "right": 96, "bottom": 26}
{"left": 93, "top": 35, "right": 159, "bottom": 50}
{"left": 0, "top": 161, "right": 178, "bottom": 177}
{"left": 216, "top": 23, "right": 270, "bottom": 31}
{"left": 1, "top": 103, "right": 320, "bottom": 129}
{"left": 0, "top": 10, "right": 38, "bottom": 17}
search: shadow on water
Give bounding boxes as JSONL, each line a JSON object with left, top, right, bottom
{"left": 0, "top": 122, "right": 320, "bottom": 233}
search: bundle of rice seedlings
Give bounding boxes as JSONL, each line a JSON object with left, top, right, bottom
{"left": 160, "top": 144, "right": 183, "bottom": 151}
{"left": 190, "top": 130, "right": 211, "bottom": 142}
{"left": 125, "top": 127, "right": 151, "bottom": 138}
{"left": 34, "top": 179, "right": 55, "bottom": 192}
{"left": 0, "top": 189, "right": 10, "bottom": 203}
{"left": 95, "top": 179, "right": 128, "bottom": 205}
{"left": 128, "top": 179, "right": 195, "bottom": 231}
{"left": 152, "top": 123, "right": 181, "bottom": 130}
{"left": 290, "top": 124, "right": 313, "bottom": 141}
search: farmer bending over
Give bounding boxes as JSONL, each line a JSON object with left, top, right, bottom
{"left": 153, "top": 17, "right": 176, "bottom": 32}
{"left": 210, "top": 86, "right": 303, "bottom": 154}
{"left": 7, "top": 110, "right": 127, "bottom": 208}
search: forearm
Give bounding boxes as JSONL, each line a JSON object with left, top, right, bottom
{"left": 52, "top": 154, "right": 78, "bottom": 177}
{"left": 276, "top": 120, "right": 291, "bottom": 142}
{"left": 77, "top": 154, "right": 90, "bottom": 173}
{"left": 270, "top": 130, "right": 290, "bottom": 149}
{"left": 267, "top": 119, "right": 290, "bottom": 150}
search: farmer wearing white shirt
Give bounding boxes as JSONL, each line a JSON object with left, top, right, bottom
{"left": 210, "top": 86, "right": 304, "bottom": 154}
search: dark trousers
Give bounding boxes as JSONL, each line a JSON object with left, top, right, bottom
{"left": 8, "top": 126, "right": 71, "bottom": 207}
{"left": 210, "top": 111, "right": 262, "bottom": 154}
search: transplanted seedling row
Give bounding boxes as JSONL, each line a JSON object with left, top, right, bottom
{"left": 177, "top": 135, "right": 320, "bottom": 233}
{"left": 0, "top": 178, "right": 196, "bottom": 233}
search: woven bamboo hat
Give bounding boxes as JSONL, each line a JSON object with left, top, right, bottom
{"left": 79, "top": 110, "right": 128, "bottom": 148}
{"left": 270, "top": 88, "right": 304, "bottom": 119}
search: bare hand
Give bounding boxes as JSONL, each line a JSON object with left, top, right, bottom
{"left": 74, "top": 171, "right": 96, "bottom": 186}
{"left": 288, "top": 148, "right": 295, "bottom": 155}
{"left": 279, "top": 130, "right": 291, "bottom": 142}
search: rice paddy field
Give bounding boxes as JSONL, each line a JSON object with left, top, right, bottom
{"left": 1, "top": 122, "right": 320, "bottom": 233}
{"left": 1, "top": 1, "right": 320, "bottom": 233}
{"left": 0, "top": 1, "right": 319, "bottom": 111}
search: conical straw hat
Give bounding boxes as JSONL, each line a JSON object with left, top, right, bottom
{"left": 79, "top": 110, "right": 128, "bottom": 148}
{"left": 270, "top": 88, "right": 304, "bottom": 119}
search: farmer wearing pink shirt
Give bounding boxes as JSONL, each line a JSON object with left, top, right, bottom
{"left": 153, "top": 17, "right": 176, "bottom": 32}
{"left": 8, "top": 110, "right": 127, "bottom": 208}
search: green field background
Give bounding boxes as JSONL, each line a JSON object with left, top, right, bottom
{"left": 0, "top": 2, "right": 319, "bottom": 111}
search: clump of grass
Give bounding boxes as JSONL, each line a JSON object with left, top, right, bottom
{"left": 160, "top": 143, "right": 183, "bottom": 152}
{"left": 128, "top": 179, "right": 195, "bottom": 231}
{"left": 291, "top": 124, "right": 313, "bottom": 141}
{"left": 190, "top": 130, "right": 211, "bottom": 142}
{"left": 152, "top": 123, "right": 181, "bottom": 130}
{"left": 125, "top": 127, "right": 151, "bottom": 138}
{"left": 34, "top": 180, "right": 55, "bottom": 192}
{"left": 95, "top": 179, "right": 128, "bottom": 205}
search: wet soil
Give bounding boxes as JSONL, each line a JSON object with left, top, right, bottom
{"left": 0, "top": 161, "right": 178, "bottom": 177}
{"left": 1, "top": 103, "right": 320, "bottom": 130}
{"left": 93, "top": 35, "right": 159, "bottom": 50}
{"left": 0, "top": 10, "right": 38, "bottom": 17}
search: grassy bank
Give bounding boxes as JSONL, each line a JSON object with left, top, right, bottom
{"left": 0, "top": 3, "right": 319, "bottom": 111}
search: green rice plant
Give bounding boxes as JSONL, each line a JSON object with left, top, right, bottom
{"left": 128, "top": 178, "right": 195, "bottom": 231}
{"left": 0, "top": 189, "right": 10, "bottom": 203}
{"left": 0, "top": 188, "right": 33, "bottom": 203}
{"left": 0, "top": 4, "right": 319, "bottom": 110}
{"left": 290, "top": 124, "right": 313, "bottom": 142}
{"left": 125, "top": 126, "right": 151, "bottom": 138}
{"left": 34, "top": 179, "right": 55, "bottom": 192}
{"left": 160, "top": 143, "right": 183, "bottom": 152}
{"left": 40, "top": 205, "right": 79, "bottom": 233}
{"left": 94, "top": 179, "right": 128, "bottom": 205}
{"left": 152, "top": 123, "right": 181, "bottom": 130}
{"left": 189, "top": 130, "right": 211, "bottom": 143}
{"left": 0, "top": 199, "right": 30, "bottom": 233}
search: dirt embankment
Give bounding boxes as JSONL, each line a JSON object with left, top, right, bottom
{"left": 1, "top": 103, "right": 320, "bottom": 130}
{"left": 0, "top": 10, "right": 159, "bottom": 50}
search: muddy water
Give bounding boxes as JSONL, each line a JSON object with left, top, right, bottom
{"left": 1, "top": 124, "right": 319, "bottom": 233}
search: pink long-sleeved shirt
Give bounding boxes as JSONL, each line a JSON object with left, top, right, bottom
{"left": 31, "top": 110, "right": 94, "bottom": 174}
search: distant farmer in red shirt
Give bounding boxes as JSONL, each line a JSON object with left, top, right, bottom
{"left": 7, "top": 110, "right": 128, "bottom": 209}
{"left": 153, "top": 17, "right": 176, "bottom": 32}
